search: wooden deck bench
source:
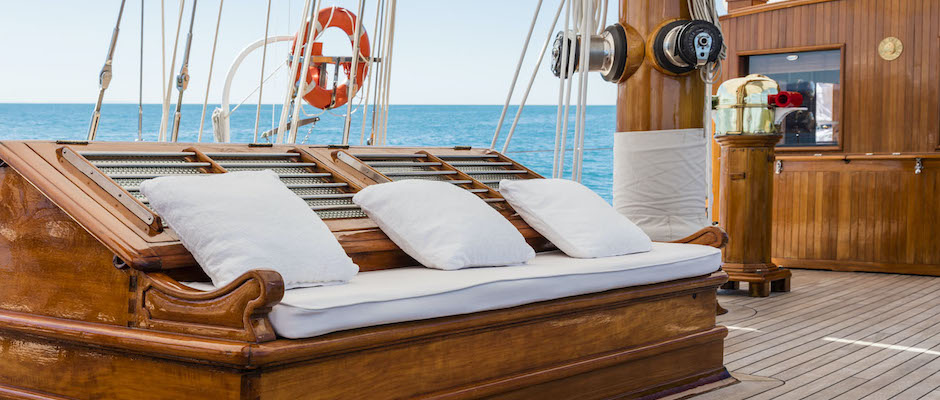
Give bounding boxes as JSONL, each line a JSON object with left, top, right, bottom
{"left": 0, "top": 141, "right": 733, "bottom": 399}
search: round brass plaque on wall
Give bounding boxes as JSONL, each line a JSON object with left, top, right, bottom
{"left": 878, "top": 37, "right": 903, "bottom": 61}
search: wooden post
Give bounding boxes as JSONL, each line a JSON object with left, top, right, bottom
{"left": 716, "top": 134, "right": 791, "bottom": 297}
{"left": 617, "top": 1, "right": 703, "bottom": 133}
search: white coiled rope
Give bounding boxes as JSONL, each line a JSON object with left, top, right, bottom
{"left": 687, "top": 0, "right": 725, "bottom": 223}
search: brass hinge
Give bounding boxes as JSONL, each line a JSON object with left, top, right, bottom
{"left": 775, "top": 160, "right": 783, "bottom": 174}
{"left": 915, "top": 158, "right": 924, "bottom": 174}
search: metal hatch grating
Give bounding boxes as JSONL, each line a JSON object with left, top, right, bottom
{"left": 435, "top": 154, "right": 535, "bottom": 190}
{"left": 75, "top": 150, "right": 365, "bottom": 220}
{"left": 345, "top": 151, "right": 509, "bottom": 208}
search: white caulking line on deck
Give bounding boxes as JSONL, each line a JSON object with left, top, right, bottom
{"left": 822, "top": 337, "right": 940, "bottom": 356}
{"left": 727, "top": 326, "right": 763, "bottom": 332}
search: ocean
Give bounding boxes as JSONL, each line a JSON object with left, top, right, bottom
{"left": 0, "top": 103, "right": 616, "bottom": 200}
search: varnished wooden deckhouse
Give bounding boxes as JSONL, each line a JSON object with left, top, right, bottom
{"left": 717, "top": 0, "right": 940, "bottom": 276}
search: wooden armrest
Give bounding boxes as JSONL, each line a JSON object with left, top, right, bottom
{"left": 668, "top": 226, "right": 729, "bottom": 249}
{"left": 134, "top": 269, "right": 285, "bottom": 343}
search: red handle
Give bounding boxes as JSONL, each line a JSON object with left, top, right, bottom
{"left": 768, "top": 91, "right": 804, "bottom": 107}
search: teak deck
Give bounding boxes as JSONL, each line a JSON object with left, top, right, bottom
{"left": 0, "top": 141, "right": 732, "bottom": 399}
{"left": 695, "top": 269, "right": 940, "bottom": 400}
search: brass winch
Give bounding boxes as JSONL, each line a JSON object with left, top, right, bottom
{"left": 712, "top": 74, "right": 805, "bottom": 136}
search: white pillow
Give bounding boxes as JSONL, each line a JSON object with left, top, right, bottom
{"left": 141, "top": 170, "right": 358, "bottom": 289}
{"left": 352, "top": 180, "right": 535, "bottom": 270}
{"left": 500, "top": 179, "right": 652, "bottom": 258}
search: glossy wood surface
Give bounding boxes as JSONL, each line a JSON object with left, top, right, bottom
{"left": 617, "top": 0, "right": 705, "bottom": 132}
{"left": 773, "top": 156, "right": 940, "bottom": 276}
{"left": 0, "top": 141, "right": 555, "bottom": 273}
{"left": 0, "top": 137, "right": 733, "bottom": 398}
{"left": 720, "top": 0, "right": 940, "bottom": 155}
{"left": 717, "top": 135, "right": 791, "bottom": 296}
{"left": 718, "top": 0, "right": 940, "bottom": 276}
{"left": 0, "top": 166, "right": 132, "bottom": 325}
{"left": 0, "top": 270, "right": 731, "bottom": 400}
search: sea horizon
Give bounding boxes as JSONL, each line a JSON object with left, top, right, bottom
{"left": 0, "top": 103, "right": 617, "bottom": 200}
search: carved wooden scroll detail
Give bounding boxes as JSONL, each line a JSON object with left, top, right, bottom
{"left": 670, "top": 226, "right": 729, "bottom": 249}
{"left": 134, "top": 269, "right": 285, "bottom": 343}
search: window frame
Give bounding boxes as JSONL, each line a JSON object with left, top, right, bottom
{"left": 738, "top": 43, "right": 846, "bottom": 152}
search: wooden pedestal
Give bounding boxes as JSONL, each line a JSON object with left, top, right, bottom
{"left": 716, "top": 134, "right": 791, "bottom": 297}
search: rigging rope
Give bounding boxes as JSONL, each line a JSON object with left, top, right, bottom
{"left": 231, "top": 61, "right": 286, "bottom": 114}
{"left": 198, "top": 0, "right": 224, "bottom": 142}
{"left": 252, "top": 0, "right": 273, "bottom": 143}
{"left": 489, "top": 0, "right": 544, "bottom": 150}
{"left": 374, "top": 0, "right": 397, "bottom": 146}
{"left": 86, "top": 0, "right": 127, "bottom": 141}
{"left": 552, "top": 0, "right": 572, "bottom": 178}
{"left": 138, "top": 0, "right": 144, "bottom": 141}
{"left": 158, "top": 0, "right": 186, "bottom": 142}
{"left": 500, "top": 0, "right": 567, "bottom": 154}
{"left": 287, "top": 1, "right": 330, "bottom": 144}
{"left": 160, "top": 0, "right": 166, "bottom": 121}
{"left": 169, "top": 0, "right": 199, "bottom": 142}
{"left": 359, "top": 0, "right": 385, "bottom": 145}
{"left": 342, "top": 0, "right": 367, "bottom": 145}
{"left": 570, "top": 0, "right": 601, "bottom": 182}
{"left": 275, "top": 0, "right": 314, "bottom": 142}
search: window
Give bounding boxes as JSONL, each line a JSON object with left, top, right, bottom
{"left": 747, "top": 49, "right": 841, "bottom": 147}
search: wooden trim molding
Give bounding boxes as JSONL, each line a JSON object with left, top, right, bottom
{"left": 774, "top": 258, "right": 940, "bottom": 277}
{"left": 720, "top": 0, "right": 840, "bottom": 19}
{"left": 134, "top": 269, "right": 285, "bottom": 343}
{"left": 736, "top": 43, "right": 844, "bottom": 56}
{"left": 776, "top": 145, "right": 842, "bottom": 153}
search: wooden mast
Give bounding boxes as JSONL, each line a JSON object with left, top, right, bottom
{"left": 616, "top": 1, "right": 704, "bottom": 133}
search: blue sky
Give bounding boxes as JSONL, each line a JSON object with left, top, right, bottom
{"left": 0, "top": 1, "right": 734, "bottom": 105}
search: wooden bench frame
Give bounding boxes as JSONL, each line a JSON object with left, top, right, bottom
{"left": 0, "top": 141, "right": 734, "bottom": 399}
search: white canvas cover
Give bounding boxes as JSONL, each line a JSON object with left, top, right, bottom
{"left": 613, "top": 129, "right": 709, "bottom": 242}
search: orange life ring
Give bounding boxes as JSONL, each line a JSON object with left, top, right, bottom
{"left": 290, "top": 7, "right": 370, "bottom": 110}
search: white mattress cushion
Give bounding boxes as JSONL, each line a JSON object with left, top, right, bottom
{"left": 352, "top": 179, "right": 535, "bottom": 270}
{"left": 184, "top": 242, "right": 719, "bottom": 339}
{"left": 141, "top": 170, "right": 358, "bottom": 289}
{"left": 500, "top": 178, "right": 652, "bottom": 258}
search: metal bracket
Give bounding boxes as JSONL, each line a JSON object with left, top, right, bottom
{"left": 59, "top": 146, "right": 157, "bottom": 227}
{"left": 775, "top": 160, "right": 783, "bottom": 175}
{"left": 915, "top": 158, "right": 923, "bottom": 174}
{"left": 335, "top": 151, "right": 391, "bottom": 183}
{"left": 693, "top": 32, "right": 712, "bottom": 67}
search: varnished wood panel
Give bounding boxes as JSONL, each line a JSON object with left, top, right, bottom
{"left": 720, "top": 0, "right": 940, "bottom": 155}
{"left": 617, "top": 0, "right": 705, "bottom": 132}
{"left": 0, "top": 332, "right": 244, "bottom": 400}
{"left": 0, "top": 270, "right": 731, "bottom": 400}
{"left": 719, "top": 0, "right": 940, "bottom": 275}
{"left": 772, "top": 157, "right": 940, "bottom": 275}
{"left": 0, "top": 167, "right": 132, "bottom": 325}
